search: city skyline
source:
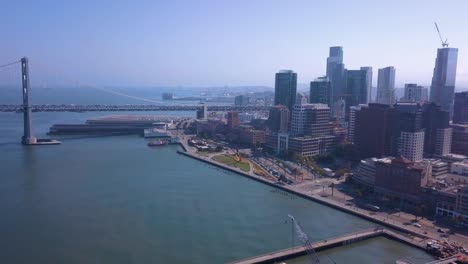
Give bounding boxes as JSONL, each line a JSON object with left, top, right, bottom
{"left": 1, "top": 0, "right": 467, "bottom": 88}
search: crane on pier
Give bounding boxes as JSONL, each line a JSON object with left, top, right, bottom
{"left": 434, "top": 22, "right": 449, "bottom": 48}
{"left": 288, "top": 214, "right": 322, "bottom": 264}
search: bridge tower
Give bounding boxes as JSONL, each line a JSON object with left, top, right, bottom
{"left": 21, "top": 57, "right": 37, "bottom": 145}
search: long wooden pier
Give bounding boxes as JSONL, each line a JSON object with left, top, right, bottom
{"left": 232, "top": 228, "right": 384, "bottom": 264}
{"left": 231, "top": 228, "right": 434, "bottom": 264}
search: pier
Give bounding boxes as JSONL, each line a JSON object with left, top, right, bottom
{"left": 231, "top": 228, "right": 431, "bottom": 264}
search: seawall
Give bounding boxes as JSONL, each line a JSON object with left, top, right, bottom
{"left": 176, "top": 150, "right": 430, "bottom": 241}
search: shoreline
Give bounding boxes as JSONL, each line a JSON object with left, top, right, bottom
{"left": 176, "top": 149, "right": 431, "bottom": 241}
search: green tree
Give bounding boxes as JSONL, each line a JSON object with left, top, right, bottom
{"left": 335, "top": 168, "right": 349, "bottom": 177}
{"left": 455, "top": 215, "right": 465, "bottom": 227}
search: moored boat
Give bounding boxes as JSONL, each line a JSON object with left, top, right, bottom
{"left": 147, "top": 139, "right": 167, "bottom": 147}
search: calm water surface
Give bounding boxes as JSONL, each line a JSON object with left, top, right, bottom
{"left": 0, "top": 88, "right": 435, "bottom": 263}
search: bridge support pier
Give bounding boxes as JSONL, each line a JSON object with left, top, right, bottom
{"left": 21, "top": 57, "right": 37, "bottom": 145}
{"left": 20, "top": 57, "right": 60, "bottom": 146}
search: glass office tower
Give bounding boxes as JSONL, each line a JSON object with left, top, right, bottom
{"left": 274, "top": 70, "right": 297, "bottom": 111}
{"left": 430, "top": 47, "right": 458, "bottom": 118}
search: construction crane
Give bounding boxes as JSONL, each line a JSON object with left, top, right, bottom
{"left": 434, "top": 22, "right": 449, "bottom": 48}
{"left": 288, "top": 214, "right": 321, "bottom": 264}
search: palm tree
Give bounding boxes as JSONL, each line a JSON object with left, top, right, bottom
{"left": 329, "top": 182, "right": 335, "bottom": 196}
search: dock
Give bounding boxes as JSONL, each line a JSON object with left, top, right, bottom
{"left": 230, "top": 228, "right": 434, "bottom": 264}
{"left": 231, "top": 228, "right": 383, "bottom": 264}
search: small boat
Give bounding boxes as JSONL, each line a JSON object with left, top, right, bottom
{"left": 147, "top": 139, "right": 167, "bottom": 147}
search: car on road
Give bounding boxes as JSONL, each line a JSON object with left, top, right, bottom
{"left": 364, "top": 204, "right": 380, "bottom": 211}
{"left": 412, "top": 223, "right": 422, "bottom": 228}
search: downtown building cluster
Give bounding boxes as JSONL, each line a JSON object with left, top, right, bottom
{"left": 264, "top": 45, "right": 468, "bottom": 223}
{"left": 345, "top": 45, "right": 468, "bottom": 223}
{"left": 265, "top": 70, "right": 337, "bottom": 158}
{"left": 194, "top": 43, "right": 468, "bottom": 222}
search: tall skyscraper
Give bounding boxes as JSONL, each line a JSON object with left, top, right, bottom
{"left": 453, "top": 92, "right": 468, "bottom": 124}
{"left": 309, "top": 77, "right": 331, "bottom": 106}
{"left": 430, "top": 47, "right": 458, "bottom": 118}
{"left": 403, "top": 84, "right": 428, "bottom": 103}
{"left": 376, "top": 66, "right": 396, "bottom": 105}
{"left": 274, "top": 70, "right": 297, "bottom": 112}
{"left": 345, "top": 70, "right": 368, "bottom": 117}
{"left": 326, "top": 46, "right": 343, "bottom": 78}
{"left": 326, "top": 47, "right": 346, "bottom": 116}
{"left": 360, "top": 67, "right": 373, "bottom": 103}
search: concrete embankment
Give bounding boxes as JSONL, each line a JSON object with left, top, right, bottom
{"left": 177, "top": 142, "right": 187, "bottom": 152}
{"left": 176, "top": 150, "right": 430, "bottom": 241}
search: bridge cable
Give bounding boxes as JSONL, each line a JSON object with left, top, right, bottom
{"left": 0, "top": 60, "right": 20, "bottom": 69}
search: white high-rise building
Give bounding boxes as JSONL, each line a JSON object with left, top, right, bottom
{"left": 436, "top": 128, "right": 452, "bottom": 156}
{"left": 290, "top": 103, "right": 330, "bottom": 137}
{"left": 376, "top": 66, "right": 396, "bottom": 105}
{"left": 403, "top": 84, "right": 428, "bottom": 102}
{"left": 295, "top": 93, "right": 308, "bottom": 105}
{"left": 291, "top": 104, "right": 313, "bottom": 136}
{"left": 398, "top": 131, "right": 425, "bottom": 162}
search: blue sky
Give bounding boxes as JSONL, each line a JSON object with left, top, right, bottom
{"left": 1, "top": 0, "right": 467, "bottom": 88}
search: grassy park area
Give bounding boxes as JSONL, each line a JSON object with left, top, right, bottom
{"left": 212, "top": 154, "right": 250, "bottom": 172}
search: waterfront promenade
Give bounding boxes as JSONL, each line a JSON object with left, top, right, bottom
{"left": 176, "top": 138, "right": 468, "bottom": 251}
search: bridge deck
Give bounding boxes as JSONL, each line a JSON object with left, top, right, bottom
{"left": 0, "top": 104, "right": 270, "bottom": 112}
{"left": 424, "top": 256, "right": 460, "bottom": 264}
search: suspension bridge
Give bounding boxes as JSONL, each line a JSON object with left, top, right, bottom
{"left": 0, "top": 104, "right": 270, "bottom": 112}
{"left": 0, "top": 57, "right": 268, "bottom": 145}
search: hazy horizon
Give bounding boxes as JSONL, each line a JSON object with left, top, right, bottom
{"left": 1, "top": 0, "right": 467, "bottom": 88}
